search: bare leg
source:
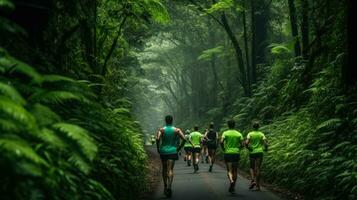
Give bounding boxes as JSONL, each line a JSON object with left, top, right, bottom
{"left": 255, "top": 157, "right": 263, "bottom": 190}
{"left": 225, "top": 162, "right": 234, "bottom": 184}
{"left": 232, "top": 162, "right": 238, "bottom": 186}
{"left": 161, "top": 160, "right": 168, "bottom": 193}
{"left": 167, "top": 160, "right": 175, "bottom": 190}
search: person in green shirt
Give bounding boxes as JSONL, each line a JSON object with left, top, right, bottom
{"left": 220, "top": 119, "right": 244, "bottom": 194}
{"left": 183, "top": 129, "right": 193, "bottom": 166}
{"left": 156, "top": 115, "right": 193, "bottom": 197}
{"left": 245, "top": 121, "right": 268, "bottom": 191}
{"left": 189, "top": 125, "right": 203, "bottom": 173}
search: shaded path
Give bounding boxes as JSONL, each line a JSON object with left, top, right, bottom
{"left": 149, "top": 147, "right": 282, "bottom": 200}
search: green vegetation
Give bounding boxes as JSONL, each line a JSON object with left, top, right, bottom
{"left": 0, "top": 0, "right": 355, "bottom": 199}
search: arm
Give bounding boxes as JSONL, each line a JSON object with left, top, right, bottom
{"left": 220, "top": 133, "right": 225, "bottom": 151}
{"left": 245, "top": 134, "right": 253, "bottom": 151}
{"left": 156, "top": 128, "right": 162, "bottom": 153}
{"left": 263, "top": 135, "right": 268, "bottom": 151}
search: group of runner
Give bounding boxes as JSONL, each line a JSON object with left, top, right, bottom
{"left": 156, "top": 115, "right": 268, "bottom": 198}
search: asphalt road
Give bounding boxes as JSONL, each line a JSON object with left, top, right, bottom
{"left": 152, "top": 151, "right": 282, "bottom": 200}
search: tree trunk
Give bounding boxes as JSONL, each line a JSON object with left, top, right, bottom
{"left": 300, "top": 0, "right": 309, "bottom": 60}
{"left": 220, "top": 13, "right": 250, "bottom": 96}
{"left": 288, "top": 0, "right": 301, "bottom": 57}
{"left": 250, "top": 0, "right": 269, "bottom": 85}
{"left": 242, "top": 0, "right": 251, "bottom": 92}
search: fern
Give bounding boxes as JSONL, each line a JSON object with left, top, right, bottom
{"left": 0, "top": 96, "right": 36, "bottom": 128}
{"left": 29, "top": 104, "right": 61, "bottom": 126}
{"left": 316, "top": 118, "right": 343, "bottom": 131}
{"left": 52, "top": 123, "right": 97, "bottom": 159}
{"left": 0, "top": 82, "right": 26, "bottom": 105}
{"left": 28, "top": 91, "right": 89, "bottom": 104}
{"left": 0, "top": 137, "right": 49, "bottom": 167}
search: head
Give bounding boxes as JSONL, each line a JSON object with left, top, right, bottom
{"left": 185, "top": 129, "right": 190, "bottom": 135}
{"left": 252, "top": 121, "right": 260, "bottom": 130}
{"left": 227, "top": 119, "right": 235, "bottom": 129}
{"left": 209, "top": 122, "right": 214, "bottom": 129}
{"left": 194, "top": 125, "right": 199, "bottom": 131}
{"left": 165, "top": 115, "right": 173, "bottom": 125}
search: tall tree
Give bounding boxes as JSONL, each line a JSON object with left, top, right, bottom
{"left": 288, "top": 0, "right": 301, "bottom": 57}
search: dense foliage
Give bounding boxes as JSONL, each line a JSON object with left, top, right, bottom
{"left": 0, "top": 0, "right": 169, "bottom": 199}
{"left": 0, "top": 0, "right": 355, "bottom": 199}
{"left": 134, "top": 0, "right": 356, "bottom": 199}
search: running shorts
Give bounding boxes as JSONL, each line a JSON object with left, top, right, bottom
{"left": 192, "top": 147, "right": 201, "bottom": 153}
{"left": 207, "top": 142, "right": 217, "bottom": 150}
{"left": 160, "top": 153, "right": 179, "bottom": 161}
{"left": 184, "top": 147, "right": 193, "bottom": 153}
{"left": 224, "top": 154, "right": 240, "bottom": 163}
{"left": 249, "top": 152, "right": 263, "bottom": 169}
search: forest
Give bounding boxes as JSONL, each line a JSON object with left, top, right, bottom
{"left": 0, "top": 0, "right": 355, "bottom": 200}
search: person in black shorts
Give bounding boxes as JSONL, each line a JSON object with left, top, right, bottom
{"left": 157, "top": 115, "right": 193, "bottom": 197}
{"left": 220, "top": 120, "right": 244, "bottom": 193}
{"left": 205, "top": 122, "right": 218, "bottom": 172}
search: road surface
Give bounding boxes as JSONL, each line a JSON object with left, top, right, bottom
{"left": 151, "top": 150, "right": 282, "bottom": 200}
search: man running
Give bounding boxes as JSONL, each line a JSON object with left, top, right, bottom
{"left": 189, "top": 125, "right": 203, "bottom": 173}
{"left": 246, "top": 121, "right": 268, "bottom": 191}
{"left": 183, "top": 129, "right": 192, "bottom": 166}
{"left": 205, "top": 122, "right": 218, "bottom": 172}
{"left": 220, "top": 119, "right": 244, "bottom": 194}
{"left": 201, "top": 130, "right": 209, "bottom": 163}
{"left": 156, "top": 115, "right": 193, "bottom": 197}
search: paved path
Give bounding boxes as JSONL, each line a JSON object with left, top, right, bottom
{"left": 152, "top": 151, "right": 282, "bottom": 200}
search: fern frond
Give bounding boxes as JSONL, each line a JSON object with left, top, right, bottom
{"left": 29, "top": 104, "right": 61, "bottom": 126}
{"left": 42, "top": 74, "right": 75, "bottom": 83}
{"left": 0, "top": 137, "right": 49, "bottom": 167}
{"left": 8, "top": 59, "right": 42, "bottom": 83}
{"left": 316, "top": 118, "right": 343, "bottom": 131}
{"left": 38, "top": 128, "right": 67, "bottom": 149}
{"left": 52, "top": 123, "right": 97, "bottom": 161}
{"left": 0, "top": 82, "right": 26, "bottom": 105}
{"left": 0, "top": 97, "right": 36, "bottom": 128}
{"left": 28, "top": 91, "right": 89, "bottom": 104}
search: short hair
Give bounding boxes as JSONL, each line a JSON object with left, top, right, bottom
{"left": 209, "top": 122, "right": 214, "bottom": 129}
{"left": 165, "top": 115, "right": 173, "bottom": 125}
{"left": 252, "top": 121, "right": 260, "bottom": 129}
{"left": 227, "top": 120, "right": 235, "bottom": 129}
{"left": 194, "top": 125, "right": 199, "bottom": 131}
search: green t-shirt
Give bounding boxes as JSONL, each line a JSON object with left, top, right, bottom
{"left": 247, "top": 131, "right": 266, "bottom": 154}
{"left": 221, "top": 129, "right": 243, "bottom": 154}
{"left": 184, "top": 134, "right": 192, "bottom": 147}
{"left": 159, "top": 126, "right": 178, "bottom": 155}
{"left": 190, "top": 131, "right": 202, "bottom": 148}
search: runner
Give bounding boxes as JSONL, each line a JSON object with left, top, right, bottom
{"left": 156, "top": 115, "right": 194, "bottom": 198}
{"left": 205, "top": 122, "right": 218, "bottom": 172}
{"left": 220, "top": 119, "right": 244, "bottom": 194}
{"left": 183, "top": 129, "right": 193, "bottom": 166}
{"left": 201, "top": 129, "right": 209, "bottom": 163}
{"left": 151, "top": 134, "right": 156, "bottom": 145}
{"left": 246, "top": 121, "right": 268, "bottom": 191}
{"left": 189, "top": 125, "right": 203, "bottom": 173}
